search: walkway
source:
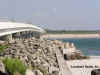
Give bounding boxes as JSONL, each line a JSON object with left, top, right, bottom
{"left": 55, "top": 48, "right": 72, "bottom": 75}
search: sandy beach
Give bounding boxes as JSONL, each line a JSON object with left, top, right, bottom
{"left": 41, "top": 34, "right": 100, "bottom": 39}
{"left": 66, "top": 56, "right": 100, "bottom": 75}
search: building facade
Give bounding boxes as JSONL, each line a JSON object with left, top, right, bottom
{"left": 0, "top": 22, "right": 45, "bottom": 41}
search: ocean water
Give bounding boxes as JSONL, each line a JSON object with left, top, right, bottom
{"left": 50, "top": 38, "right": 100, "bottom": 56}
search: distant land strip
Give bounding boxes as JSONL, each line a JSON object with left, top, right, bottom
{"left": 46, "top": 30, "right": 100, "bottom": 34}
{"left": 41, "top": 34, "right": 100, "bottom": 39}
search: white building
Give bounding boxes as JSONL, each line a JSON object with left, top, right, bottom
{"left": 0, "top": 21, "right": 45, "bottom": 41}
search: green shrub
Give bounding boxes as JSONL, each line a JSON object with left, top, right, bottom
{"left": 2, "top": 57, "right": 27, "bottom": 75}
{"left": 0, "top": 45, "right": 8, "bottom": 54}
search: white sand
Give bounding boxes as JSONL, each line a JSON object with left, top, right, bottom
{"left": 66, "top": 57, "right": 100, "bottom": 75}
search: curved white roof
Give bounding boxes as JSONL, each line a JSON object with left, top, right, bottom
{"left": 0, "top": 22, "right": 45, "bottom": 36}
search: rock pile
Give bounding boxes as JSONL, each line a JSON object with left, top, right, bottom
{"left": 0, "top": 38, "right": 60, "bottom": 75}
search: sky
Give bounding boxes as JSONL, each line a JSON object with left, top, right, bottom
{"left": 0, "top": 0, "right": 99, "bottom": 30}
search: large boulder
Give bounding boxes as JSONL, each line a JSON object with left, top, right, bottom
{"left": 0, "top": 60, "right": 5, "bottom": 73}
{"left": 26, "top": 69, "right": 35, "bottom": 75}
{"left": 35, "top": 70, "right": 43, "bottom": 75}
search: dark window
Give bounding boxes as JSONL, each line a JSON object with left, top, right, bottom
{"left": 64, "top": 54, "right": 68, "bottom": 60}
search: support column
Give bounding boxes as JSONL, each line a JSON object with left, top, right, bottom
{"left": 29, "top": 31, "right": 32, "bottom": 39}
{"left": 21, "top": 31, "right": 24, "bottom": 40}
{"left": 25, "top": 31, "right": 28, "bottom": 39}
{"left": 13, "top": 33, "right": 17, "bottom": 40}
{"left": 32, "top": 31, "right": 34, "bottom": 37}
{"left": 12, "top": 33, "right": 15, "bottom": 41}
{"left": 7, "top": 34, "right": 13, "bottom": 42}
{"left": 20, "top": 32, "right": 24, "bottom": 40}
{"left": 22, "top": 31, "right": 25, "bottom": 39}
{"left": 30, "top": 31, "right": 33, "bottom": 38}
{"left": 16, "top": 32, "right": 20, "bottom": 40}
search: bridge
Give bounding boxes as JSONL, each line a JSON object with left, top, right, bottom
{"left": 0, "top": 21, "right": 45, "bottom": 41}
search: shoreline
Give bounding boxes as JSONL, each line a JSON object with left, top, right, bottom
{"left": 41, "top": 34, "right": 100, "bottom": 39}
